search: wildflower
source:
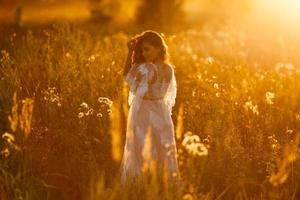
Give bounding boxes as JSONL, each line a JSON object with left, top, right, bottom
{"left": 97, "top": 97, "right": 113, "bottom": 117}
{"left": 1, "top": 148, "right": 10, "bottom": 158}
{"left": 78, "top": 102, "right": 95, "bottom": 118}
{"left": 78, "top": 112, "right": 84, "bottom": 118}
{"left": 286, "top": 129, "right": 293, "bottom": 135}
{"left": 88, "top": 55, "right": 95, "bottom": 62}
{"left": 243, "top": 99, "right": 259, "bottom": 115}
{"left": 196, "top": 74, "right": 202, "bottom": 80}
{"left": 42, "top": 87, "right": 62, "bottom": 107}
{"left": 80, "top": 102, "right": 89, "bottom": 109}
{"left": 182, "top": 132, "right": 200, "bottom": 145}
{"left": 203, "top": 137, "right": 210, "bottom": 145}
{"left": 182, "top": 131, "right": 208, "bottom": 157}
{"left": 268, "top": 135, "right": 279, "bottom": 149}
{"left": 87, "top": 108, "right": 94, "bottom": 115}
{"left": 192, "top": 90, "right": 196, "bottom": 97}
{"left": 2, "top": 132, "right": 20, "bottom": 151}
{"left": 213, "top": 83, "right": 219, "bottom": 89}
{"left": 2, "top": 132, "right": 15, "bottom": 144}
{"left": 265, "top": 91, "right": 275, "bottom": 105}
{"left": 98, "top": 97, "right": 113, "bottom": 107}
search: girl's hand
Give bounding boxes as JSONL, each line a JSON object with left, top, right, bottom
{"left": 135, "top": 71, "right": 143, "bottom": 82}
{"left": 127, "top": 39, "right": 137, "bottom": 52}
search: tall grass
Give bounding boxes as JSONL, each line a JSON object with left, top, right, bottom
{"left": 0, "top": 22, "right": 300, "bottom": 199}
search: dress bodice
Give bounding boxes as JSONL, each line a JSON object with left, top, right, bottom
{"left": 143, "top": 81, "right": 170, "bottom": 99}
{"left": 137, "top": 63, "right": 170, "bottom": 99}
{"left": 120, "top": 62, "right": 182, "bottom": 187}
{"left": 124, "top": 62, "right": 177, "bottom": 113}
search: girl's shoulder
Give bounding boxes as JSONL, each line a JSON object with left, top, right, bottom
{"left": 138, "top": 62, "right": 157, "bottom": 74}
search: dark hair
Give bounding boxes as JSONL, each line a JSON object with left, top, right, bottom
{"left": 131, "top": 30, "right": 170, "bottom": 64}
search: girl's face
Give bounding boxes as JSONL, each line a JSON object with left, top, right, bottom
{"left": 141, "top": 41, "right": 161, "bottom": 62}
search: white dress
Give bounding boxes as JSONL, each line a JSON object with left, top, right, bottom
{"left": 119, "top": 62, "right": 183, "bottom": 188}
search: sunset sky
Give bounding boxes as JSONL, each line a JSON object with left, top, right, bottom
{"left": 0, "top": 0, "right": 300, "bottom": 28}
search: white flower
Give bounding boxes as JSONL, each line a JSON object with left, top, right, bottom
{"left": 213, "top": 83, "right": 219, "bottom": 89}
{"left": 78, "top": 112, "right": 84, "bottom": 118}
{"left": 243, "top": 99, "right": 259, "bottom": 115}
{"left": 182, "top": 131, "right": 208, "bottom": 157}
{"left": 2, "top": 132, "right": 15, "bottom": 144}
{"left": 80, "top": 102, "right": 89, "bottom": 109}
{"left": 98, "top": 97, "right": 113, "bottom": 107}
{"left": 265, "top": 91, "right": 275, "bottom": 105}
{"left": 88, "top": 55, "right": 95, "bottom": 62}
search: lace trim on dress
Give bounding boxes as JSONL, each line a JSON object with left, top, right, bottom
{"left": 124, "top": 62, "right": 177, "bottom": 114}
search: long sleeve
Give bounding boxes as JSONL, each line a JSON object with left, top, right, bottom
{"left": 163, "top": 66, "right": 177, "bottom": 114}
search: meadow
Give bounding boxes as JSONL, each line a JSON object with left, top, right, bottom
{"left": 1, "top": 22, "right": 300, "bottom": 199}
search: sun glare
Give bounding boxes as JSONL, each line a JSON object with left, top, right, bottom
{"left": 255, "top": 0, "right": 300, "bottom": 27}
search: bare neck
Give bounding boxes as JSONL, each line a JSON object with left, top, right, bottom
{"left": 153, "top": 59, "right": 164, "bottom": 68}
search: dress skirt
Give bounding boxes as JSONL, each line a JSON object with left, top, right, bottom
{"left": 119, "top": 97, "right": 182, "bottom": 188}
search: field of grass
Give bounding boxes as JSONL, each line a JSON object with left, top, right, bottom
{"left": 1, "top": 22, "right": 300, "bottom": 200}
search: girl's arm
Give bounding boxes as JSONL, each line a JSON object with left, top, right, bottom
{"left": 123, "top": 50, "right": 133, "bottom": 77}
{"left": 123, "top": 39, "right": 136, "bottom": 77}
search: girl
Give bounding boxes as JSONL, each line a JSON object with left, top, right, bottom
{"left": 120, "top": 30, "right": 183, "bottom": 190}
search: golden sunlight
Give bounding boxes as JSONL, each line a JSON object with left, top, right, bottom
{"left": 253, "top": 0, "right": 300, "bottom": 30}
{"left": 2, "top": 0, "right": 300, "bottom": 199}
